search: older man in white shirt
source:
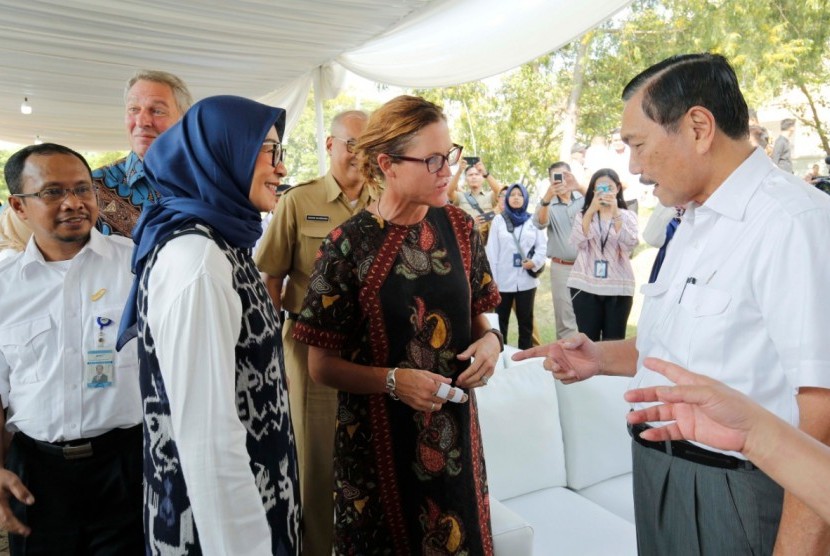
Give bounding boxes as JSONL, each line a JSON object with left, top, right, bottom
{"left": 518, "top": 53, "right": 830, "bottom": 556}
{"left": 0, "top": 143, "right": 141, "bottom": 555}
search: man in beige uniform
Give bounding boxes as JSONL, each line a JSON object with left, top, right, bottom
{"left": 255, "top": 110, "right": 371, "bottom": 556}
{"left": 448, "top": 158, "right": 501, "bottom": 244}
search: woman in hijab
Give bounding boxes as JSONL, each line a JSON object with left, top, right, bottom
{"left": 485, "top": 183, "right": 547, "bottom": 349}
{"left": 292, "top": 95, "right": 502, "bottom": 554}
{"left": 118, "top": 95, "right": 300, "bottom": 555}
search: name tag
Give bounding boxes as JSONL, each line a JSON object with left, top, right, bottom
{"left": 306, "top": 215, "right": 330, "bottom": 222}
{"left": 594, "top": 260, "right": 608, "bottom": 279}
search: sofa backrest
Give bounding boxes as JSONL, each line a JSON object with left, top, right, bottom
{"left": 554, "top": 376, "right": 633, "bottom": 490}
{"left": 476, "top": 360, "right": 567, "bottom": 500}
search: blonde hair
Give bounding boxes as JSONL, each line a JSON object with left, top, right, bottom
{"left": 355, "top": 95, "right": 446, "bottom": 194}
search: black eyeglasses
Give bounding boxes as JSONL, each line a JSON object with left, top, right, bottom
{"left": 387, "top": 144, "right": 463, "bottom": 174}
{"left": 12, "top": 185, "right": 98, "bottom": 205}
{"left": 332, "top": 136, "right": 357, "bottom": 154}
{"left": 262, "top": 141, "right": 285, "bottom": 167}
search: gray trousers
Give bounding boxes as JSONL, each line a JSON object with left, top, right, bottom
{"left": 632, "top": 440, "right": 783, "bottom": 556}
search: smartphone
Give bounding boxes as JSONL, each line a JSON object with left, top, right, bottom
{"left": 463, "top": 156, "right": 480, "bottom": 167}
{"left": 596, "top": 184, "right": 611, "bottom": 194}
{"left": 552, "top": 172, "right": 563, "bottom": 182}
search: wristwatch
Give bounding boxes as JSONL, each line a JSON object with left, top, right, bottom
{"left": 540, "top": 199, "right": 551, "bottom": 206}
{"left": 483, "top": 172, "right": 490, "bottom": 178}
{"left": 385, "top": 367, "right": 399, "bottom": 400}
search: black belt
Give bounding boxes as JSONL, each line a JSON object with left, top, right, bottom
{"left": 628, "top": 421, "right": 756, "bottom": 471}
{"left": 15, "top": 425, "right": 142, "bottom": 461}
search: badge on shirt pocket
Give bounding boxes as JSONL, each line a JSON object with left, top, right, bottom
{"left": 513, "top": 253, "right": 523, "bottom": 267}
{"left": 594, "top": 260, "right": 608, "bottom": 278}
{"left": 86, "top": 350, "right": 114, "bottom": 388}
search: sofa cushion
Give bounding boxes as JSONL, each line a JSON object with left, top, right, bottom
{"left": 477, "top": 361, "right": 567, "bottom": 500}
{"left": 490, "top": 496, "right": 534, "bottom": 555}
{"left": 576, "top": 472, "right": 635, "bottom": 524}
{"left": 554, "top": 376, "right": 633, "bottom": 490}
{"left": 503, "top": 487, "right": 637, "bottom": 556}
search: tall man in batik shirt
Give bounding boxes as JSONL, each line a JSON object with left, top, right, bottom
{"left": 93, "top": 69, "right": 192, "bottom": 237}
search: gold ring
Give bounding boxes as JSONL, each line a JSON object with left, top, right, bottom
{"left": 430, "top": 402, "right": 436, "bottom": 411}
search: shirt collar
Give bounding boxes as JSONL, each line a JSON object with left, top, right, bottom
{"left": 19, "top": 228, "right": 114, "bottom": 274}
{"left": 125, "top": 151, "right": 146, "bottom": 188}
{"left": 324, "top": 171, "right": 373, "bottom": 204}
{"left": 701, "top": 147, "right": 774, "bottom": 221}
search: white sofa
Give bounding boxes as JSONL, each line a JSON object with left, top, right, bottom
{"left": 478, "top": 344, "right": 638, "bottom": 555}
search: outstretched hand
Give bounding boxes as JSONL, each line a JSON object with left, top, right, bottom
{"left": 625, "top": 357, "right": 763, "bottom": 453}
{"left": 512, "top": 333, "right": 601, "bottom": 384}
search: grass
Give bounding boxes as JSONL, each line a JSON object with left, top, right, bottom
{"left": 503, "top": 204, "right": 659, "bottom": 347}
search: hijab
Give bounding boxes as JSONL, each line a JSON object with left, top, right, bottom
{"left": 504, "top": 182, "right": 532, "bottom": 227}
{"left": 117, "top": 95, "right": 286, "bottom": 349}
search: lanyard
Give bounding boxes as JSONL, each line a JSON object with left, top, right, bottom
{"left": 509, "top": 221, "right": 527, "bottom": 258}
{"left": 595, "top": 213, "right": 612, "bottom": 255}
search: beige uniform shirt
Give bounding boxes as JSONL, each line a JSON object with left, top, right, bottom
{"left": 255, "top": 172, "right": 373, "bottom": 314}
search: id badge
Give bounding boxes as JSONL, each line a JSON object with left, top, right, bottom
{"left": 86, "top": 349, "right": 114, "bottom": 388}
{"left": 594, "top": 260, "right": 608, "bottom": 279}
{"left": 513, "top": 253, "right": 523, "bottom": 267}
{"left": 87, "top": 316, "right": 115, "bottom": 388}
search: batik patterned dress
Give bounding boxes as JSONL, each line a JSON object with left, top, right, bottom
{"left": 293, "top": 205, "right": 500, "bottom": 555}
{"left": 137, "top": 223, "right": 301, "bottom": 555}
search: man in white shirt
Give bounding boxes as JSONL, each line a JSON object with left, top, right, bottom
{"left": 0, "top": 144, "right": 142, "bottom": 555}
{"left": 517, "top": 53, "right": 830, "bottom": 555}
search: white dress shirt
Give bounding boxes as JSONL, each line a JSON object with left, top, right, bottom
{"left": 485, "top": 214, "right": 547, "bottom": 292}
{"left": 147, "top": 233, "right": 272, "bottom": 556}
{"left": 633, "top": 148, "right": 830, "bottom": 455}
{"left": 0, "top": 230, "right": 141, "bottom": 442}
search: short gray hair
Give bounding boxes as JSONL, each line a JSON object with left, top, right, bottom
{"left": 125, "top": 70, "right": 193, "bottom": 115}
{"left": 330, "top": 110, "right": 368, "bottom": 135}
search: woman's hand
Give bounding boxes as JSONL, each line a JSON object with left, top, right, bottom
{"left": 394, "top": 368, "right": 466, "bottom": 412}
{"left": 455, "top": 331, "right": 500, "bottom": 388}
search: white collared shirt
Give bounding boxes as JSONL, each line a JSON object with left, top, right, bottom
{"left": 633, "top": 148, "right": 830, "bottom": 452}
{"left": 0, "top": 229, "right": 141, "bottom": 442}
{"left": 485, "top": 215, "right": 548, "bottom": 292}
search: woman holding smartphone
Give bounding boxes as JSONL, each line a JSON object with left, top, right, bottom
{"left": 567, "top": 168, "right": 638, "bottom": 341}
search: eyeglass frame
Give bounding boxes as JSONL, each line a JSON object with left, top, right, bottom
{"left": 331, "top": 136, "right": 357, "bottom": 154}
{"left": 262, "top": 140, "right": 285, "bottom": 167}
{"left": 386, "top": 144, "right": 464, "bottom": 174}
{"left": 11, "top": 184, "right": 99, "bottom": 204}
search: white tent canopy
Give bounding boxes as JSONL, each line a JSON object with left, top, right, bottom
{"left": 0, "top": 0, "right": 631, "bottom": 152}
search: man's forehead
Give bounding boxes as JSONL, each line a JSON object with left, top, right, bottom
{"left": 23, "top": 154, "right": 90, "bottom": 183}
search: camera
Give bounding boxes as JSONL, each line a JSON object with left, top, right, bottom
{"left": 552, "top": 172, "right": 563, "bottom": 182}
{"left": 481, "top": 210, "right": 496, "bottom": 222}
{"left": 463, "top": 156, "right": 480, "bottom": 167}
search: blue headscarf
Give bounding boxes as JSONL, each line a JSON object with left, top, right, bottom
{"left": 116, "top": 95, "right": 286, "bottom": 349}
{"left": 504, "top": 183, "right": 532, "bottom": 227}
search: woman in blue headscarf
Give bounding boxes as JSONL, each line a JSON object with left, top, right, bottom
{"left": 121, "top": 95, "right": 300, "bottom": 555}
{"left": 485, "top": 183, "right": 547, "bottom": 349}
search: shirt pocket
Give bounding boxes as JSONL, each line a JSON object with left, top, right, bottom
{"left": 659, "top": 283, "right": 732, "bottom": 366}
{"left": 299, "top": 222, "right": 335, "bottom": 265}
{"left": 0, "top": 316, "right": 52, "bottom": 384}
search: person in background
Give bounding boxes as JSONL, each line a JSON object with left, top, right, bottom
{"left": 448, "top": 157, "right": 502, "bottom": 244}
{"left": 517, "top": 53, "right": 830, "bottom": 556}
{"left": 293, "top": 95, "right": 502, "bottom": 554}
{"left": 608, "top": 128, "right": 642, "bottom": 215}
{"left": 567, "top": 168, "right": 638, "bottom": 341}
{"left": 493, "top": 185, "right": 508, "bottom": 214}
{"left": 626, "top": 358, "right": 830, "bottom": 526}
{"left": 642, "top": 201, "right": 684, "bottom": 283}
{"left": 771, "top": 118, "right": 795, "bottom": 173}
{"left": 749, "top": 125, "right": 770, "bottom": 153}
{"left": 486, "top": 183, "right": 547, "bottom": 349}
{"left": 0, "top": 205, "right": 32, "bottom": 262}
{"left": 533, "top": 161, "right": 585, "bottom": 340}
{"left": 256, "top": 109, "right": 372, "bottom": 556}
{"left": 93, "top": 69, "right": 193, "bottom": 237}
{"left": 119, "top": 96, "right": 300, "bottom": 554}
{"left": 1, "top": 143, "right": 142, "bottom": 555}
{"left": 568, "top": 142, "right": 589, "bottom": 187}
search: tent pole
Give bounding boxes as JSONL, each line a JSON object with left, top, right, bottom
{"left": 312, "top": 68, "right": 327, "bottom": 176}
